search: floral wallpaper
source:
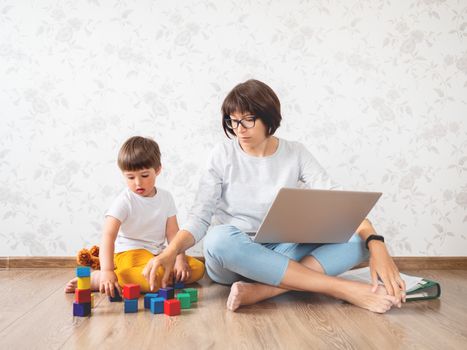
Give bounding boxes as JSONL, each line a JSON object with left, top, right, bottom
{"left": 0, "top": 0, "right": 466, "bottom": 257}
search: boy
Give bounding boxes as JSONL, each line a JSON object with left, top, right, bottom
{"left": 65, "top": 136, "right": 205, "bottom": 296}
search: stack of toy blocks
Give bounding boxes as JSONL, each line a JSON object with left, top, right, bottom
{"left": 73, "top": 267, "right": 91, "bottom": 317}
{"left": 123, "top": 284, "right": 140, "bottom": 313}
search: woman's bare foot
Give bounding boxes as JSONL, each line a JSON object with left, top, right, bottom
{"left": 337, "top": 281, "right": 399, "bottom": 313}
{"left": 227, "top": 280, "right": 399, "bottom": 314}
{"left": 227, "top": 281, "right": 286, "bottom": 311}
{"left": 64, "top": 277, "right": 77, "bottom": 293}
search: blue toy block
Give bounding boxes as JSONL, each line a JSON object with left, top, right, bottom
{"left": 144, "top": 293, "right": 159, "bottom": 309}
{"left": 158, "top": 287, "right": 174, "bottom": 300}
{"left": 73, "top": 302, "right": 91, "bottom": 317}
{"left": 109, "top": 287, "right": 123, "bottom": 302}
{"left": 76, "top": 266, "right": 91, "bottom": 278}
{"left": 150, "top": 297, "right": 165, "bottom": 314}
{"left": 124, "top": 298, "right": 138, "bottom": 313}
{"left": 174, "top": 281, "right": 185, "bottom": 289}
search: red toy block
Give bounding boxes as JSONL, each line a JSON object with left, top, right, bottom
{"left": 164, "top": 299, "right": 181, "bottom": 316}
{"left": 75, "top": 289, "right": 91, "bottom": 303}
{"left": 123, "top": 284, "right": 140, "bottom": 300}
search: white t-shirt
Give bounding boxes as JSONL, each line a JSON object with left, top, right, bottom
{"left": 106, "top": 187, "right": 177, "bottom": 254}
{"left": 182, "top": 138, "right": 342, "bottom": 243}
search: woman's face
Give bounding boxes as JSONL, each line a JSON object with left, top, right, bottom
{"left": 228, "top": 111, "right": 269, "bottom": 146}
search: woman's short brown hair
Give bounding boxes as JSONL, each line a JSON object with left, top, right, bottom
{"left": 117, "top": 136, "right": 161, "bottom": 171}
{"left": 221, "top": 79, "right": 282, "bottom": 138}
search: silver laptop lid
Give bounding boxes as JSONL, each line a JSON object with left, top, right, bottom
{"left": 253, "top": 188, "right": 382, "bottom": 243}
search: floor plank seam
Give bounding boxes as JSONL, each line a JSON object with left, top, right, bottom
{"left": 0, "top": 271, "right": 71, "bottom": 334}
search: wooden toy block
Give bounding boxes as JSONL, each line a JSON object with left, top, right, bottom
{"left": 174, "top": 281, "right": 185, "bottom": 289}
{"left": 176, "top": 293, "right": 191, "bottom": 309}
{"left": 184, "top": 288, "right": 198, "bottom": 302}
{"left": 164, "top": 299, "right": 181, "bottom": 316}
{"left": 109, "top": 287, "right": 123, "bottom": 302}
{"left": 144, "top": 293, "right": 159, "bottom": 309}
{"left": 123, "top": 284, "right": 140, "bottom": 300}
{"left": 76, "top": 266, "right": 91, "bottom": 277}
{"left": 75, "top": 289, "right": 91, "bottom": 303}
{"left": 124, "top": 298, "right": 138, "bottom": 313}
{"left": 159, "top": 287, "right": 174, "bottom": 300}
{"left": 73, "top": 302, "right": 91, "bottom": 317}
{"left": 77, "top": 277, "right": 91, "bottom": 290}
{"left": 91, "top": 293, "right": 96, "bottom": 308}
{"left": 150, "top": 297, "right": 165, "bottom": 314}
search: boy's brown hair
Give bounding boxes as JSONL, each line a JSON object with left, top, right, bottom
{"left": 221, "top": 79, "right": 282, "bottom": 138}
{"left": 117, "top": 136, "right": 161, "bottom": 171}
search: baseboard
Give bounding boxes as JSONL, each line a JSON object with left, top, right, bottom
{"left": 1, "top": 256, "right": 467, "bottom": 270}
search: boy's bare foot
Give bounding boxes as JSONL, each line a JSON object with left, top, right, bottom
{"left": 64, "top": 271, "right": 101, "bottom": 293}
{"left": 337, "top": 281, "right": 399, "bottom": 314}
{"left": 227, "top": 281, "right": 285, "bottom": 311}
{"left": 65, "top": 277, "right": 77, "bottom": 293}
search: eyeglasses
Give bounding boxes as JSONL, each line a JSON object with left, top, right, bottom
{"left": 225, "top": 116, "right": 257, "bottom": 129}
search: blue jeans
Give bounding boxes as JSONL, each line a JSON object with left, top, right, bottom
{"left": 203, "top": 224, "right": 369, "bottom": 286}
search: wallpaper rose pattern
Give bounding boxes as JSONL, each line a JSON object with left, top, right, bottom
{"left": 0, "top": 0, "right": 466, "bottom": 256}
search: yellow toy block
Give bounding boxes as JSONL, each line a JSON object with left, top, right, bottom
{"left": 77, "top": 277, "right": 91, "bottom": 290}
{"left": 91, "top": 293, "right": 96, "bottom": 308}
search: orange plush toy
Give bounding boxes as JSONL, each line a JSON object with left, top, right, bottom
{"left": 77, "top": 245, "right": 100, "bottom": 270}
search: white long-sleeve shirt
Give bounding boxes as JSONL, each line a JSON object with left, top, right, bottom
{"left": 182, "top": 138, "right": 340, "bottom": 243}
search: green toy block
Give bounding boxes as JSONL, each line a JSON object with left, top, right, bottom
{"left": 183, "top": 288, "right": 198, "bottom": 302}
{"left": 176, "top": 293, "right": 191, "bottom": 309}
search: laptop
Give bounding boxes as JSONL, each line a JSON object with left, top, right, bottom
{"left": 247, "top": 188, "right": 382, "bottom": 243}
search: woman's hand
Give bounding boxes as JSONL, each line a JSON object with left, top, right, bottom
{"left": 142, "top": 248, "right": 177, "bottom": 291}
{"left": 99, "top": 270, "right": 121, "bottom": 297}
{"left": 173, "top": 254, "right": 191, "bottom": 282}
{"left": 368, "top": 241, "right": 406, "bottom": 307}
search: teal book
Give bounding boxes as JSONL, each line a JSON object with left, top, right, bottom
{"left": 405, "top": 278, "right": 441, "bottom": 301}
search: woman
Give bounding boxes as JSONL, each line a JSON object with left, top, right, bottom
{"left": 143, "top": 79, "right": 406, "bottom": 313}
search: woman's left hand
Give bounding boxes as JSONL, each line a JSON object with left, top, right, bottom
{"left": 368, "top": 241, "right": 406, "bottom": 307}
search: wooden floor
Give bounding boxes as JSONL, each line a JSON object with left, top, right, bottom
{"left": 0, "top": 269, "right": 466, "bottom": 349}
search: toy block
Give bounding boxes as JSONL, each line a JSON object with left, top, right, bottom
{"left": 109, "top": 287, "right": 123, "bottom": 302}
{"left": 184, "top": 288, "right": 198, "bottom": 302}
{"left": 77, "top": 277, "right": 91, "bottom": 290}
{"left": 158, "top": 287, "right": 174, "bottom": 300}
{"left": 150, "top": 297, "right": 165, "bottom": 314}
{"left": 123, "top": 284, "right": 140, "bottom": 300}
{"left": 124, "top": 298, "right": 138, "bottom": 313}
{"left": 176, "top": 293, "right": 191, "bottom": 309}
{"left": 91, "top": 293, "right": 96, "bottom": 308}
{"left": 174, "top": 281, "right": 185, "bottom": 289}
{"left": 75, "top": 289, "right": 91, "bottom": 303}
{"left": 73, "top": 302, "right": 91, "bottom": 317}
{"left": 76, "top": 266, "right": 91, "bottom": 277}
{"left": 144, "top": 293, "right": 159, "bottom": 309}
{"left": 164, "top": 299, "right": 181, "bottom": 316}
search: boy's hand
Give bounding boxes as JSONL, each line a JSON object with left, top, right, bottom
{"left": 173, "top": 254, "right": 191, "bottom": 282}
{"left": 99, "top": 270, "right": 121, "bottom": 297}
{"left": 142, "top": 249, "right": 177, "bottom": 291}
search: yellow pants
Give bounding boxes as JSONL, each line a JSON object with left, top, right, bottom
{"left": 114, "top": 249, "right": 205, "bottom": 293}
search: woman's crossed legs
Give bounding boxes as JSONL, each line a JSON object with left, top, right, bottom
{"left": 203, "top": 225, "right": 397, "bottom": 313}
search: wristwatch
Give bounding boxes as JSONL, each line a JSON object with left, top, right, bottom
{"left": 365, "top": 234, "right": 385, "bottom": 249}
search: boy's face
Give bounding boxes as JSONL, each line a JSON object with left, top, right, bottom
{"left": 123, "top": 167, "right": 160, "bottom": 197}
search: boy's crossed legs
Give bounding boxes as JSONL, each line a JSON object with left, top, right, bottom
{"left": 65, "top": 248, "right": 205, "bottom": 293}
